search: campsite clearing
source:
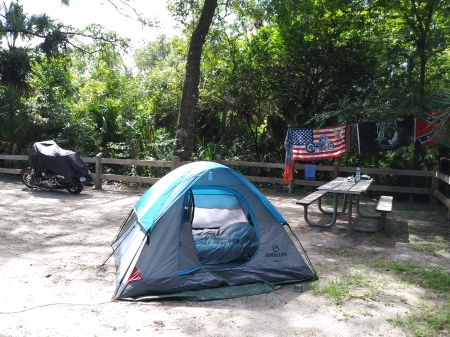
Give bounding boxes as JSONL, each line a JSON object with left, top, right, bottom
{"left": 0, "top": 174, "right": 449, "bottom": 337}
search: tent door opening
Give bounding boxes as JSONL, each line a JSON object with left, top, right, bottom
{"left": 183, "top": 188, "right": 259, "bottom": 268}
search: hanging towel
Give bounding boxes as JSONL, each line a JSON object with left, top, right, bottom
{"left": 304, "top": 164, "right": 316, "bottom": 180}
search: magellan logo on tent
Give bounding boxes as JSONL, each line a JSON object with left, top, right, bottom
{"left": 265, "top": 245, "right": 287, "bottom": 258}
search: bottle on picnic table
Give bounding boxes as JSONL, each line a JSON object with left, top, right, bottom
{"left": 356, "top": 167, "right": 361, "bottom": 182}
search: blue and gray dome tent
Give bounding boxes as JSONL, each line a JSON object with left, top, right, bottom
{"left": 112, "top": 161, "right": 317, "bottom": 301}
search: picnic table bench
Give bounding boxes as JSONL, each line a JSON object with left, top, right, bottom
{"left": 296, "top": 190, "right": 338, "bottom": 228}
{"left": 375, "top": 195, "right": 393, "bottom": 228}
{"left": 296, "top": 177, "right": 393, "bottom": 232}
{"left": 295, "top": 190, "right": 327, "bottom": 207}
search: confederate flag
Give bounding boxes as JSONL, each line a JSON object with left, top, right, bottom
{"left": 415, "top": 110, "right": 439, "bottom": 145}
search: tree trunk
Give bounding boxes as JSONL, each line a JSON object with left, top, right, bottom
{"left": 411, "top": 34, "right": 427, "bottom": 201}
{"left": 175, "top": 0, "right": 218, "bottom": 161}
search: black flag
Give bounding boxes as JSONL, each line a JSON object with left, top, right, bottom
{"left": 357, "top": 117, "right": 413, "bottom": 154}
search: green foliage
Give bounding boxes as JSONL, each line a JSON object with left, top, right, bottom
{"left": 269, "top": 0, "right": 378, "bottom": 123}
{"left": 0, "top": 1, "right": 63, "bottom": 94}
{"left": 55, "top": 120, "right": 100, "bottom": 156}
{"left": 25, "top": 57, "right": 75, "bottom": 139}
{"left": 134, "top": 35, "right": 171, "bottom": 72}
{"left": 0, "top": 47, "right": 32, "bottom": 93}
{"left": 0, "top": 85, "right": 33, "bottom": 153}
{"left": 134, "top": 36, "right": 185, "bottom": 134}
{"left": 2, "top": 0, "right": 449, "bottom": 177}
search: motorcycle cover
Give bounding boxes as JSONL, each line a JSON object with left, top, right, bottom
{"left": 28, "top": 140, "right": 89, "bottom": 178}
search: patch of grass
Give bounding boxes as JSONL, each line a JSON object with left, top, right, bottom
{"left": 384, "top": 299, "right": 394, "bottom": 307}
{"left": 312, "top": 278, "right": 351, "bottom": 305}
{"left": 409, "top": 242, "right": 440, "bottom": 255}
{"left": 311, "top": 268, "right": 384, "bottom": 306}
{"left": 373, "top": 260, "right": 450, "bottom": 292}
{"left": 408, "top": 225, "right": 430, "bottom": 235}
{"left": 314, "top": 258, "right": 450, "bottom": 336}
{"left": 388, "top": 301, "right": 450, "bottom": 337}
{"left": 406, "top": 228, "right": 448, "bottom": 256}
{"left": 322, "top": 195, "right": 340, "bottom": 208}
{"left": 434, "top": 236, "right": 445, "bottom": 244}
{"left": 373, "top": 259, "right": 450, "bottom": 336}
{"left": 368, "top": 231, "right": 388, "bottom": 243}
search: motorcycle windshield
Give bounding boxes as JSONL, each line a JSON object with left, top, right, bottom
{"left": 28, "top": 140, "right": 89, "bottom": 178}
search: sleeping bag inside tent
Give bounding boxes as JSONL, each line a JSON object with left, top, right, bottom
{"left": 111, "top": 161, "right": 317, "bottom": 301}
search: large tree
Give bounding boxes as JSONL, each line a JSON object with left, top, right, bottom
{"left": 376, "top": 0, "right": 450, "bottom": 180}
{"left": 175, "top": 0, "right": 218, "bottom": 161}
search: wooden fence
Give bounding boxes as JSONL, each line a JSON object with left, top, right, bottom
{"left": 1, "top": 153, "right": 449, "bottom": 221}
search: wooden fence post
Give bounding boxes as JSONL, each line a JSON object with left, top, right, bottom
{"left": 430, "top": 164, "right": 439, "bottom": 205}
{"left": 288, "top": 163, "right": 295, "bottom": 194}
{"left": 94, "top": 153, "right": 103, "bottom": 189}
{"left": 171, "top": 156, "right": 180, "bottom": 171}
{"left": 333, "top": 160, "right": 339, "bottom": 178}
{"left": 215, "top": 155, "right": 222, "bottom": 163}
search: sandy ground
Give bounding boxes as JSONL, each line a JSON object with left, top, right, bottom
{"left": 0, "top": 174, "right": 449, "bottom": 337}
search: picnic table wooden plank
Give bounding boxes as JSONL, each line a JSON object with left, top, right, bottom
{"left": 296, "top": 190, "right": 327, "bottom": 206}
{"left": 376, "top": 195, "right": 393, "bottom": 213}
{"left": 349, "top": 179, "right": 372, "bottom": 193}
{"left": 318, "top": 177, "right": 373, "bottom": 194}
{"left": 317, "top": 177, "right": 345, "bottom": 191}
{"left": 330, "top": 180, "right": 355, "bottom": 192}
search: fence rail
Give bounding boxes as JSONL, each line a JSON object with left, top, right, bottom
{"left": 1, "top": 153, "right": 449, "bottom": 221}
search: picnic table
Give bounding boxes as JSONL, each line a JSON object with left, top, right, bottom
{"left": 296, "top": 177, "right": 393, "bottom": 233}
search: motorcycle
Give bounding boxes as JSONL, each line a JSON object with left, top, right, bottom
{"left": 21, "top": 140, "right": 94, "bottom": 194}
{"left": 305, "top": 135, "right": 335, "bottom": 153}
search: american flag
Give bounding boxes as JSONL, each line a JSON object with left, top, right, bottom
{"left": 286, "top": 126, "right": 348, "bottom": 161}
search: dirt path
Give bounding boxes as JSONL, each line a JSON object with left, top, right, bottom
{"left": 0, "top": 175, "right": 448, "bottom": 337}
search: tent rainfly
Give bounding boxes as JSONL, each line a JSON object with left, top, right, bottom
{"left": 112, "top": 161, "right": 317, "bottom": 301}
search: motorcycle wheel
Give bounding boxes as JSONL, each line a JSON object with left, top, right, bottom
{"left": 21, "top": 170, "right": 37, "bottom": 188}
{"left": 305, "top": 142, "right": 316, "bottom": 153}
{"left": 66, "top": 180, "right": 84, "bottom": 194}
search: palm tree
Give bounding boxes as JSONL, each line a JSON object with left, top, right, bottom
{"left": 0, "top": 1, "right": 53, "bottom": 93}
